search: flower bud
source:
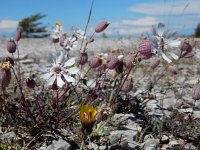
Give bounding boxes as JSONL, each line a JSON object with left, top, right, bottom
{"left": 107, "top": 55, "right": 124, "bottom": 69}
{"left": 138, "top": 39, "right": 154, "bottom": 58}
{"left": 96, "top": 59, "right": 107, "bottom": 72}
{"left": 105, "top": 69, "right": 117, "bottom": 81}
{"left": 52, "top": 38, "right": 59, "bottom": 43}
{"left": 26, "top": 77, "right": 36, "bottom": 89}
{"left": 15, "top": 30, "right": 22, "bottom": 41}
{"left": 78, "top": 52, "right": 88, "bottom": 65}
{"left": 121, "top": 76, "right": 133, "bottom": 93}
{"left": 7, "top": 39, "right": 17, "bottom": 53}
{"left": 180, "top": 41, "right": 192, "bottom": 52}
{"left": 95, "top": 21, "right": 110, "bottom": 33}
{"left": 89, "top": 56, "right": 103, "bottom": 68}
{"left": 167, "top": 65, "right": 178, "bottom": 75}
{"left": 192, "top": 81, "right": 200, "bottom": 100}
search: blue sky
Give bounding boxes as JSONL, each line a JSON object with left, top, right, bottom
{"left": 0, "top": 0, "right": 200, "bottom": 37}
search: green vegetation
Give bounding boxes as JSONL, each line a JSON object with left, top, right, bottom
{"left": 18, "top": 13, "right": 48, "bottom": 38}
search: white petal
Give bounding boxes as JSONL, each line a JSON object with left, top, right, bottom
{"left": 63, "top": 74, "right": 75, "bottom": 83}
{"left": 167, "top": 40, "right": 181, "bottom": 48}
{"left": 157, "top": 23, "right": 165, "bottom": 37}
{"left": 169, "top": 52, "right": 179, "bottom": 60}
{"left": 150, "top": 36, "right": 159, "bottom": 44}
{"left": 165, "top": 30, "right": 177, "bottom": 39}
{"left": 38, "top": 64, "right": 48, "bottom": 73}
{"left": 42, "top": 72, "right": 53, "bottom": 80}
{"left": 67, "top": 67, "right": 79, "bottom": 74}
{"left": 47, "top": 75, "right": 56, "bottom": 86}
{"left": 64, "top": 57, "right": 75, "bottom": 67}
{"left": 161, "top": 52, "right": 172, "bottom": 63}
{"left": 56, "top": 75, "right": 65, "bottom": 88}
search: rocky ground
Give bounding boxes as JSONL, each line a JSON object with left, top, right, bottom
{"left": 0, "top": 38, "right": 200, "bottom": 149}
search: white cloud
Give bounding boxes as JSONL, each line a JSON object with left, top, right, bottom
{"left": 103, "top": 19, "right": 152, "bottom": 36}
{"left": 122, "top": 17, "right": 158, "bottom": 26}
{"left": 116, "top": 27, "right": 151, "bottom": 35}
{"left": 0, "top": 20, "right": 18, "bottom": 36}
{"left": 0, "top": 20, "right": 18, "bottom": 29}
{"left": 129, "top": 0, "right": 200, "bottom": 15}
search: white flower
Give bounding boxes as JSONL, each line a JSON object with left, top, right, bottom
{"left": 148, "top": 23, "right": 181, "bottom": 63}
{"left": 41, "top": 51, "right": 79, "bottom": 88}
{"left": 73, "top": 27, "right": 86, "bottom": 39}
{"left": 62, "top": 35, "right": 78, "bottom": 51}
{"left": 50, "top": 22, "right": 64, "bottom": 40}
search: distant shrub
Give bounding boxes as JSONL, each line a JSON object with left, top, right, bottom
{"left": 195, "top": 23, "right": 200, "bottom": 37}
{"left": 18, "top": 13, "right": 48, "bottom": 38}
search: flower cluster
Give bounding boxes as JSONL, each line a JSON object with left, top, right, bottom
{"left": 50, "top": 22, "right": 85, "bottom": 52}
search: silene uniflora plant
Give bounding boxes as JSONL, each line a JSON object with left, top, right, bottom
{"left": 0, "top": 8, "right": 199, "bottom": 150}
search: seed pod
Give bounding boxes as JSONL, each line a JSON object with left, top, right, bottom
{"left": 7, "top": 39, "right": 17, "bottom": 53}
{"left": 121, "top": 76, "right": 133, "bottom": 93}
{"left": 150, "top": 59, "right": 160, "bottom": 69}
{"left": 138, "top": 39, "right": 154, "bottom": 58}
{"left": 26, "top": 77, "right": 36, "bottom": 89}
{"left": 89, "top": 56, "right": 103, "bottom": 68}
{"left": 192, "top": 81, "right": 200, "bottom": 100}
{"left": 95, "top": 21, "right": 110, "bottom": 33}
{"left": 167, "top": 65, "right": 178, "bottom": 75}
{"left": 78, "top": 52, "right": 88, "bottom": 65}
{"left": 0, "top": 68, "right": 11, "bottom": 90}
{"left": 15, "top": 30, "right": 21, "bottom": 41}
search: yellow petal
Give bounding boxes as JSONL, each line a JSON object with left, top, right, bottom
{"left": 55, "top": 22, "right": 62, "bottom": 26}
{"left": 80, "top": 104, "right": 98, "bottom": 124}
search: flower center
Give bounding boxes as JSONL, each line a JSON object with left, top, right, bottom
{"left": 53, "top": 66, "right": 62, "bottom": 74}
{"left": 83, "top": 111, "right": 93, "bottom": 122}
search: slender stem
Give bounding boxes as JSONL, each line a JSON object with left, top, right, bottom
{"left": 12, "top": 67, "right": 32, "bottom": 117}
{"left": 12, "top": 68, "right": 24, "bottom": 100}
{"left": 16, "top": 42, "right": 21, "bottom": 82}
{"left": 80, "top": 138, "right": 85, "bottom": 150}
{"left": 56, "top": 89, "right": 60, "bottom": 128}
{"left": 79, "top": 0, "right": 94, "bottom": 52}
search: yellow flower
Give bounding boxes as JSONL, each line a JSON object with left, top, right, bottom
{"left": 80, "top": 104, "right": 98, "bottom": 124}
{"left": 55, "top": 22, "right": 62, "bottom": 27}
{"left": 0, "top": 62, "right": 12, "bottom": 71}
